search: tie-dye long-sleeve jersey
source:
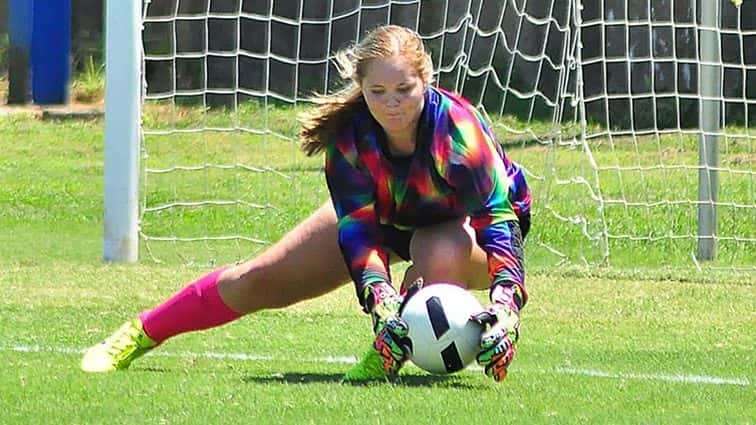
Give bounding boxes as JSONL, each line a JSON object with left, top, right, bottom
{"left": 325, "top": 86, "right": 531, "bottom": 307}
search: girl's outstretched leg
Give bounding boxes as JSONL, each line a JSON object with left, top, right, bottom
{"left": 138, "top": 267, "right": 241, "bottom": 344}
{"left": 81, "top": 202, "right": 351, "bottom": 372}
{"left": 81, "top": 267, "right": 244, "bottom": 372}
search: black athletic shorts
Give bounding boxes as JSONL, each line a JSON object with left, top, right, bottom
{"left": 382, "top": 212, "right": 531, "bottom": 262}
{"left": 381, "top": 224, "right": 414, "bottom": 261}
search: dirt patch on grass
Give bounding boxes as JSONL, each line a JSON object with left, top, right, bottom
{"left": 0, "top": 102, "right": 103, "bottom": 119}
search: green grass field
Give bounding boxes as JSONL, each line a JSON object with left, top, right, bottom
{"left": 1, "top": 113, "right": 754, "bottom": 424}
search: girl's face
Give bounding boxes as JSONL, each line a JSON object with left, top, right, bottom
{"left": 361, "top": 55, "right": 426, "bottom": 151}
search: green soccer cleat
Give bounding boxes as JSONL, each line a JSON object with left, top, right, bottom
{"left": 81, "top": 318, "right": 157, "bottom": 372}
{"left": 342, "top": 346, "right": 390, "bottom": 382}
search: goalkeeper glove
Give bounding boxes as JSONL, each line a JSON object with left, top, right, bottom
{"left": 363, "top": 282, "right": 402, "bottom": 333}
{"left": 471, "top": 300, "right": 521, "bottom": 382}
{"left": 374, "top": 315, "right": 411, "bottom": 374}
{"left": 362, "top": 282, "right": 412, "bottom": 375}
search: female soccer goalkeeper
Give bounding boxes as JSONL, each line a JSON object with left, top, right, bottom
{"left": 81, "top": 24, "right": 531, "bottom": 382}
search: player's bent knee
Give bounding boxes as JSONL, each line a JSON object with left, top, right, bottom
{"left": 411, "top": 225, "right": 471, "bottom": 260}
{"left": 410, "top": 236, "right": 471, "bottom": 283}
{"left": 408, "top": 220, "right": 488, "bottom": 287}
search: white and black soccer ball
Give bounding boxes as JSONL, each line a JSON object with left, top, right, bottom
{"left": 400, "top": 283, "right": 484, "bottom": 374}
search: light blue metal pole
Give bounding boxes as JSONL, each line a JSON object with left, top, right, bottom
{"left": 697, "top": 0, "right": 721, "bottom": 261}
{"left": 103, "top": 0, "right": 141, "bottom": 263}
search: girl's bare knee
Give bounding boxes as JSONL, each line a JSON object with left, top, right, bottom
{"left": 410, "top": 241, "right": 468, "bottom": 284}
{"left": 408, "top": 221, "right": 487, "bottom": 288}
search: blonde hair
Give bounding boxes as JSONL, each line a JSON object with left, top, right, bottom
{"left": 299, "top": 25, "right": 434, "bottom": 156}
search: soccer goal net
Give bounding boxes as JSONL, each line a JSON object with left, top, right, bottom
{"left": 104, "top": 0, "right": 754, "bottom": 273}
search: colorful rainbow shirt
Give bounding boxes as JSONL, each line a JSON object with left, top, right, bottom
{"left": 326, "top": 86, "right": 531, "bottom": 305}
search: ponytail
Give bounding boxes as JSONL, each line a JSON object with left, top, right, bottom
{"left": 298, "top": 25, "right": 433, "bottom": 157}
{"left": 298, "top": 85, "right": 363, "bottom": 157}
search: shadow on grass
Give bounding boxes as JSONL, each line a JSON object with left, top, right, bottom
{"left": 123, "top": 366, "right": 174, "bottom": 373}
{"left": 243, "top": 372, "right": 480, "bottom": 388}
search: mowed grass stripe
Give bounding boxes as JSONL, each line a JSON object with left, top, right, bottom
{"left": 5, "top": 345, "right": 751, "bottom": 387}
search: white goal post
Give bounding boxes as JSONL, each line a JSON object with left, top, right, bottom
{"left": 104, "top": 0, "right": 754, "bottom": 273}
{"left": 103, "top": 0, "right": 141, "bottom": 262}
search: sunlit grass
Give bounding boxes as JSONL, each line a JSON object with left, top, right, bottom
{"left": 0, "top": 112, "right": 753, "bottom": 424}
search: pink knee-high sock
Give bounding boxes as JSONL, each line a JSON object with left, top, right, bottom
{"left": 138, "top": 267, "right": 243, "bottom": 344}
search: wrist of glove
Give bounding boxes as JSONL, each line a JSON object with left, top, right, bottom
{"left": 362, "top": 282, "right": 411, "bottom": 375}
{"left": 471, "top": 300, "right": 521, "bottom": 382}
{"left": 362, "top": 282, "right": 403, "bottom": 334}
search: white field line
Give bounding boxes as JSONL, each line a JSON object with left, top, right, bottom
{"left": 6, "top": 344, "right": 752, "bottom": 387}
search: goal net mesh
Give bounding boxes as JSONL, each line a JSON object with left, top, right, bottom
{"left": 139, "top": 0, "right": 754, "bottom": 272}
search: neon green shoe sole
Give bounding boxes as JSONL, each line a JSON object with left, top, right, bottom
{"left": 342, "top": 346, "right": 390, "bottom": 382}
{"left": 81, "top": 318, "right": 157, "bottom": 372}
